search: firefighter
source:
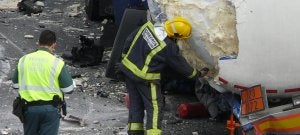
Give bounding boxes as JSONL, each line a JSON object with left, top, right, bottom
{"left": 12, "top": 30, "right": 74, "bottom": 135}
{"left": 116, "top": 16, "right": 197, "bottom": 135}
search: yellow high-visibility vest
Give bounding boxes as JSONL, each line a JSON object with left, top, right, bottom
{"left": 18, "top": 50, "right": 64, "bottom": 102}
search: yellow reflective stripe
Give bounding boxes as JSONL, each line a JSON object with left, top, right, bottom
{"left": 146, "top": 129, "right": 162, "bottom": 135}
{"left": 121, "top": 53, "right": 126, "bottom": 58}
{"left": 122, "top": 21, "right": 166, "bottom": 80}
{"left": 255, "top": 113, "right": 300, "bottom": 133}
{"left": 122, "top": 57, "right": 161, "bottom": 80}
{"left": 142, "top": 26, "right": 166, "bottom": 73}
{"left": 150, "top": 83, "right": 159, "bottom": 129}
{"left": 124, "top": 21, "right": 152, "bottom": 59}
{"left": 188, "top": 68, "right": 197, "bottom": 79}
{"left": 128, "top": 122, "right": 143, "bottom": 131}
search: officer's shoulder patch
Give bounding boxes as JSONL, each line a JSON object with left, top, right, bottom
{"left": 142, "top": 28, "right": 159, "bottom": 49}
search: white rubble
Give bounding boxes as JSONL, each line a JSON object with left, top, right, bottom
{"left": 0, "top": 0, "right": 21, "bottom": 10}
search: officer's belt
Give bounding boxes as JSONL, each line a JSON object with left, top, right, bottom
{"left": 25, "top": 100, "right": 55, "bottom": 107}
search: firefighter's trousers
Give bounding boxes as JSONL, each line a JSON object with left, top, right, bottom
{"left": 125, "top": 77, "right": 163, "bottom": 135}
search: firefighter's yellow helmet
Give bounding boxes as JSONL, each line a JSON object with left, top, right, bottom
{"left": 164, "top": 16, "right": 192, "bottom": 39}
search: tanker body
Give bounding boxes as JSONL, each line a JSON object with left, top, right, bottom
{"left": 152, "top": 0, "right": 300, "bottom": 98}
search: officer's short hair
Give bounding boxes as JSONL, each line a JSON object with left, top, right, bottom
{"left": 39, "top": 30, "right": 56, "bottom": 46}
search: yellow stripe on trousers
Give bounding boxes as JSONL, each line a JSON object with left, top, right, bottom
{"left": 150, "top": 83, "right": 158, "bottom": 129}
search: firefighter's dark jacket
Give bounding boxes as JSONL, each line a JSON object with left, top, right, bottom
{"left": 118, "top": 21, "right": 197, "bottom": 82}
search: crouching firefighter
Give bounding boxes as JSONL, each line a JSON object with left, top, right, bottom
{"left": 12, "top": 30, "right": 75, "bottom": 135}
{"left": 115, "top": 16, "right": 197, "bottom": 135}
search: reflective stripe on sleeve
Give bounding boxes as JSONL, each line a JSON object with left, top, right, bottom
{"left": 13, "top": 83, "right": 19, "bottom": 89}
{"left": 60, "top": 84, "right": 74, "bottom": 93}
{"left": 188, "top": 68, "right": 197, "bottom": 79}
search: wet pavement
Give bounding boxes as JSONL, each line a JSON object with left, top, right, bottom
{"left": 0, "top": 0, "right": 229, "bottom": 134}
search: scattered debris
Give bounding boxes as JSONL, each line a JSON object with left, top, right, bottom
{"left": 0, "top": 129, "right": 9, "bottom": 135}
{"left": 24, "top": 35, "right": 34, "bottom": 39}
{"left": 92, "top": 120, "right": 99, "bottom": 124}
{"left": 0, "top": 0, "right": 19, "bottom": 10}
{"left": 38, "top": 24, "right": 45, "bottom": 28}
{"left": 62, "top": 35, "right": 105, "bottom": 67}
{"left": 50, "top": 8, "right": 63, "bottom": 14}
{"left": 63, "top": 26, "right": 87, "bottom": 32}
{"left": 192, "top": 131, "right": 199, "bottom": 135}
{"left": 18, "top": 0, "right": 43, "bottom": 14}
{"left": 35, "top": 1, "right": 44, "bottom": 7}
{"left": 66, "top": 4, "right": 81, "bottom": 17}
{"left": 62, "top": 114, "right": 86, "bottom": 127}
{"left": 97, "top": 90, "right": 109, "bottom": 98}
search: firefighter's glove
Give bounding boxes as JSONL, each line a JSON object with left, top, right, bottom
{"left": 114, "top": 63, "right": 125, "bottom": 81}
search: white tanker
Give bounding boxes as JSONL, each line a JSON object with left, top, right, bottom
{"left": 147, "top": 0, "right": 300, "bottom": 134}
{"left": 149, "top": 0, "right": 300, "bottom": 98}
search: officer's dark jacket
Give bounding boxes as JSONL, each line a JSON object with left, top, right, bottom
{"left": 119, "top": 21, "right": 196, "bottom": 82}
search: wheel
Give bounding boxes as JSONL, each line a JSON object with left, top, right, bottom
{"left": 85, "top": 0, "right": 100, "bottom": 21}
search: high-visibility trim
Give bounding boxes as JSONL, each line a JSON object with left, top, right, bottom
{"left": 19, "top": 56, "right": 26, "bottom": 90}
{"left": 122, "top": 58, "right": 161, "bottom": 80}
{"left": 142, "top": 27, "right": 166, "bottom": 74}
{"left": 146, "top": 129, "right": 162, "bottom": 135}
{"left": 125, "top": 21, "right": 151, "bottom": 60}
{"left": 254, "top": 112, "right": 300, "bottom": 134}
{"left": 19, "top": 86, "right": 60, "bottom": 92}
{"left": 150, "top": 83, "right": 159, "bottom": 129}
{"left": 18, "top": 51, "right": 64, "bottom": 101}
{"left": 128, "top": 122, "right": 143, "bottom": 131}
{"left": 13, "top": 83, "right": 19, "bottom": 89}
{"left": 188, "top": 68, "right": 197, "bottom": 79}
{"left": 60, "top": 84, "right": 74, "bottom": 93}
{"left": 19, "top": 57, "right": 61, "bottom": 93}
{"left": 49, "top": 58, "right": 60, "bottom": 92}
{"left": 122, "top": 21, "right": 166, "bottom": 80}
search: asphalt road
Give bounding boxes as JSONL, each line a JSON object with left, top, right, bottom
{"left": 0, "top": 0, "right": 229, "bottom": 134}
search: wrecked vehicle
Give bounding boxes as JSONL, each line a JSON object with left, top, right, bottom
{"left": 85, "top": 0, "right": 300, "bottom": 134}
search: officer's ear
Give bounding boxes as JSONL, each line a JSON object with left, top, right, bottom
{"left": 49, "top": 42, "right": 56, "bottom": 52}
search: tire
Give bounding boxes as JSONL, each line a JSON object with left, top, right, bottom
{"left": 85, "top": 0, "right": 113, "bottom": 21}
{"left": 85, "top": 0, "right": 100, "bottom": 21}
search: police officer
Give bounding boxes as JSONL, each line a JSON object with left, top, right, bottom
{"left": 117, "top": 17, "right": 197, "bottom": 135}
{"left": 12, "top": 30, "right": 74, "bottom": 135}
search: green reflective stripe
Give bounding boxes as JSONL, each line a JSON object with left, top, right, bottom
{"left": 188, "top": 68, "right": 197, "bottom": 79}
{"left": 20, "top": 86, "right": 60, "bottom": 92}
{"left": 19, "top": 56, "right": 26, "bottom": 90}
{"left": 150, "top": 83, "right": 159, "bottom": 129}
{"left": 49, "top": 58, "right": 60, "bottom": 92}
{"left": 128, "top": 123, "right": 143, "bottom": 131}
{"left": 122, "top": 58, "right": 160, "bottom": 80}
{"left": 146, "top": 129, "right": 162, "bottom": 135}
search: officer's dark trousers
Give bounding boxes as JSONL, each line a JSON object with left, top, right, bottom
{"left": 125, "top": 77, "right": 163, "bottom": 135}
{"left": 23, "top": 105, "right": 60, "bottom": 135}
